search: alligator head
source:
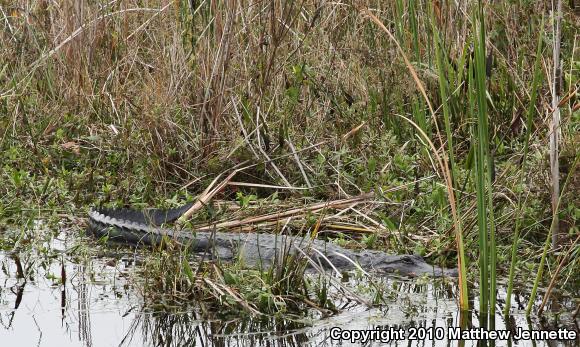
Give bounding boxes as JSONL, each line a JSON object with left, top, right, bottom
{"left": 358, "top": 251, "right": 458, "bottom": 277}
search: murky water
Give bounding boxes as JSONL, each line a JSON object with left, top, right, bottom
{"left": 0, "top": 229, "right": 577, "bottom": 346}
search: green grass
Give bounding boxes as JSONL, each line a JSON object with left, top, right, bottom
{"left": 0, "top": 0, "right": 578, "bottom": 318}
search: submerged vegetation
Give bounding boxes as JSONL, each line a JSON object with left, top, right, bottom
{"left": 0, "top": 0, "right": 578, "bottom": 324}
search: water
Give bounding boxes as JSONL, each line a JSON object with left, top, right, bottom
{"left": 0, "top": 228, "right": 577, "bottom": 346}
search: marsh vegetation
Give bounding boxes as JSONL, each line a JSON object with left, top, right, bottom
{"left": 0, "top": 0, "right": 578, "bottom": 345}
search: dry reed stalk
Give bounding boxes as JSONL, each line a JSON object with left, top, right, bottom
{"left": 537, "top": 233, "right": 580, "bottom": 314}
{"left": 188, "top": 192, "right": 375, "bottom": 232}
{"left": 550, "top": 0, "right": 562, "bottom": 248}
{"left": 178, "top": 169, "right": 239, "bottom": 223}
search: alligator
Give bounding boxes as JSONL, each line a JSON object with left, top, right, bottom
{"left": 87, "top": 203, "right": 458, "bottom": 277}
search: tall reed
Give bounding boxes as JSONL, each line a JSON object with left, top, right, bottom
{"left": 432, "top": 9, "right": 457, "bottom": 191}
{"left": 471, "top": 0, "right": 496, "bottom": 316}
{"left": 549, "top": 0, "right": 563, "bottom": 248}
{"left": 408, "top": 0, "right": 420, "bottom": 61}
{"left": 504, "top": 16, "right": 545, "bottom": 316}
{"left": 431, "top": 3, "right": 470, "bottom": 312}
{"left": 362, "top": 6, "right": 469, "bottom": 311}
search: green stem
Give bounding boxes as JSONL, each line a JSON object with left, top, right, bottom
{"left": 472, "top": 0, "right": 490, "bottom": 314}
{"left": 504, "top": 16, "right": 544, "bottom": 316}
{"left": 526, "top": 154, "right": 579, "bottom": 316}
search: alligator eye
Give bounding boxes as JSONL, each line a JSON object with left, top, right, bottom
{"left": 402, "top": 256, "right": 414, "bottom": 264}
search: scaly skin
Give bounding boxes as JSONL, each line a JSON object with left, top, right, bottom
{"left": 87, "top": 205, "right": 458, "bottom": 277}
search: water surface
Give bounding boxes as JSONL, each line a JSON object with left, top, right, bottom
{"left": 0, "top": 228, "right": 577, "bottom": 346}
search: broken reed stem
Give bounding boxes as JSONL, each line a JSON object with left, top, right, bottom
{"left": 537, "top": 233, "right": 580, "bottom": 314}
{"left": 177, "top": 170, "right": 239, "bottom": 224}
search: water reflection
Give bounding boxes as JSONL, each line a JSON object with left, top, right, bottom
{"left": 121, "top": 311, "right": 315, "bottom": 347}
{"left": 0, "top": 231, "right": 577, "bottom": 346}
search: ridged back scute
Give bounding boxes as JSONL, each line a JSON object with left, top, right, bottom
{"left": 93, "top": 202, "right": 195, "bottom": 226}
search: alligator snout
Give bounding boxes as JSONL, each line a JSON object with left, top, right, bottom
{"left": 373, "top": 254, "right": 458, "bottom": 277}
